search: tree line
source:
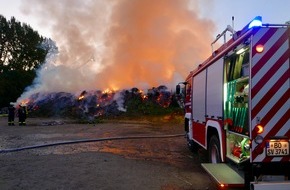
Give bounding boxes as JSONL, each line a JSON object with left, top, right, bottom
{"left": 0, "top": 15, "right": 49, "bottom": 107}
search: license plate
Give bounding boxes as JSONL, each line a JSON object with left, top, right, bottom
{"left": 266, "top": 140, "right": 289, "bottom": 156}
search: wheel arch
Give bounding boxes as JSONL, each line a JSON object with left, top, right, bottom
{"left": 206, "top": 120, "right": 225, "bottom": 162}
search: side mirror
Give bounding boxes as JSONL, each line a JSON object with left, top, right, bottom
{"left": 176, "top": 85, "right": 181, "bottom": 95}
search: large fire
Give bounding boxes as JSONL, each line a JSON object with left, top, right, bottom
{"left": 16, "top": 0, "right": 214, "bottom": 104}
{"left": 13, "top": 0, "right": 216, "bottom": 121}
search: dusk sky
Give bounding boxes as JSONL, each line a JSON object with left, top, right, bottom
{"left": 1, "top": 0, "right": 289, "bottom": 39}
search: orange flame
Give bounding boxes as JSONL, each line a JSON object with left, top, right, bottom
{"left": 19, "top": 0, "right": 214, "bottom": 92}
{"left": 78, "top": 95, "right": 85, "bottom": 101}
{"left": 20, "top": 99, "right": 30, "bottom": 106}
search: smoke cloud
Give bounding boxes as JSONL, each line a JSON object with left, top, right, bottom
{"left": 18, "top": 0, "right": 215, "bottom": 102}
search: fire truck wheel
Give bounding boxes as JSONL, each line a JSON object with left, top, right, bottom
{"left": 208, "top": 135, "right": 221, "bottom": 163}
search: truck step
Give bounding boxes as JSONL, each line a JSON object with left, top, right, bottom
{"left": 201, "top": 163, "right": 244, "bottom": 188}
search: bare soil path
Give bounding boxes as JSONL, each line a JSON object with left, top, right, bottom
{"left": 0, "top": 116, "right": 216, "bottom": 190}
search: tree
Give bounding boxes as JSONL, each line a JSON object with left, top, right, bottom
{"left": 0, "top": 15, "right": 48, "bottom": 107}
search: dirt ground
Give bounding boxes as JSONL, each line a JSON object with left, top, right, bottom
{"left": 0, "top": 116, "right": 217, "bottom": 190}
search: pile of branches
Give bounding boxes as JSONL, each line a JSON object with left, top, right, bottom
{"left": 26, "top": 86, "right": 181, "bottom": 121}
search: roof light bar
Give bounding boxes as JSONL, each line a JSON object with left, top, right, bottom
{"left": 248, "top": 16, "right": 262, "bottom": 29}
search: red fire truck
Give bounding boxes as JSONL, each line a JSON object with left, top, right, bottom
{"left": 176, "top": 16, "right": 290, "bottom": 189}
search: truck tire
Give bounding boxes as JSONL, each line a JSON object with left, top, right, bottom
{"left": 208, "top": 135, "right": 221, "bottom": 163}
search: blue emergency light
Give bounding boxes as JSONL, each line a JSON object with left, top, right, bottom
{"left": 248, "top": 16, "right": 262, "bottom": 29}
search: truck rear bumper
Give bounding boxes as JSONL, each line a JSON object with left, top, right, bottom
{"left": 201, "top": 163, "right": 244, "bottom": 188}
{"left": 250, "top": 181, "right": 290, "bottom": 190}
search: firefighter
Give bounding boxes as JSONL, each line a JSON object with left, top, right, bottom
{"left": 8, "top": 104, "right": 15, "bottom": 126}
{"left": 18, "top": 105, "right": 27, "bottom": 126}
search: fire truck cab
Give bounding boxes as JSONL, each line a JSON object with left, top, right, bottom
{"left": 176, "top": 16, "right": 290, "bottom": 189}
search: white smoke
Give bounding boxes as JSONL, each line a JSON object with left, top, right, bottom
{"left": 17, "top": 0, "right": 215, "bottom": 104}
{"left": 113, "top": 91, "right": 126, "bottom": 112}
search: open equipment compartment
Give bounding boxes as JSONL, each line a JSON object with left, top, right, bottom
{"left": 224, "top": 46, "right": 250, "bottom": 163}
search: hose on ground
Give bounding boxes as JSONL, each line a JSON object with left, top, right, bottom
{"left": 0, "top": 134, "right": 185, "bottom": 153}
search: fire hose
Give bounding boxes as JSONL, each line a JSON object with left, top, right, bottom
{"left": 0, "top": 134, "right": 184, "bottom": 154}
